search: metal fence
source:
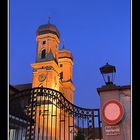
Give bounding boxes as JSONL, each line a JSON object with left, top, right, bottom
{"left": 10, "top": 88, "right": 102, "bottom": 140}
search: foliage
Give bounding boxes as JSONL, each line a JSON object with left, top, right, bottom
{"left": 74, "top": 131, "right": 85, "bottom": 140}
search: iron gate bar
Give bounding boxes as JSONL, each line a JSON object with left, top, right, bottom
{"left": 55, "top": 98, "right": 58, "bottom": 140}
{"left": 87, "top": 116, "right": 89, "bottom": 139}
{"left": 92, "top": 111, "right": 95, "bottom": 140}
{"left": 73, "top": 110, "right": 74, "bottom": 140}
{"left": 20, "top": 127, "right": 24, "bottom": 140}
{"left": 42, "top": 94, "right": 45, "bottom": 140}
{"left": 77, "top": 116, "right": 79, "bottom": 129}
{"left": 82, "top": 115, "right": 84, "bottom": 134}
{"left": 33, "top": 91, "right": 37, "bottom": 140}
{"left": 98, "top": 109, "right": 102, "bottom": 140}
{"left": 68, "top": 112, "right": 70, "bottom": 140}
{"left": 64, "top": 109, "right": 66, "bottom": 140}
{"left": 59, "top": 103, "right": 61, "bottom": 140}
{"left": 47, "top": 91, "right": 50, "bottom": 140}
{"left": 51, "top": 94, "right": 53, "bottom": 140}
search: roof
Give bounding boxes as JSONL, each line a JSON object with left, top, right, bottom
{"left": 100, "top": 63, "right": 116, "bottom": 73}
{"left": 14, "top": 83, "right": 32, "bottom": 91}
{"left": 36, "top": 23, "right": 60, "bottom": 38}
{"left": 58, "top": 49, "right": 73, "bottom": 60}
{"left": 9, "top": 85, "right": 19, "bottom": 92}
{"left": 37, "top": 50, "right": 58, "bottom": 64}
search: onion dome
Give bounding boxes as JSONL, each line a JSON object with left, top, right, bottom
{"left": 36, "top": 17, "right": 60, "bottom": 38}
{"left": 58, "top": 49, "right": 73, "bottom": 61}
{"left": 58, "top": 40, "right": 73, "bottom": 60}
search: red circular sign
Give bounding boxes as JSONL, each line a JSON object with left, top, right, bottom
{"left": 102, "top": 100, "right": 124, "bottom": 125}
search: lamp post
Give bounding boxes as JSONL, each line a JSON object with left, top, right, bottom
{"left": 100, "top": 63, "right": 116, "bottom": 86}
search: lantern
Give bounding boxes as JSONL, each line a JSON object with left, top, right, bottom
{"left": 100, "top": 63, "right": 116, "bottom": 85}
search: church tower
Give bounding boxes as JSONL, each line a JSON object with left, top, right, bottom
{"left": 58, "top": 46, "right": 75, "bottom": 103}
{"left": 31, "top": 18, "right": 60, "bottom": 90}
{"left": 31, "top": 19, "right": 75, "bottom": 140}
{"left": 31, "top": 18, "right": 75, "bottom": 103}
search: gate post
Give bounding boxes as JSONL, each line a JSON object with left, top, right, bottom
{"left": 97, "top": 85, "right": 131, "bottom": 140}
{"left": 97, "top": 63, "right": 131, "bottom": 140}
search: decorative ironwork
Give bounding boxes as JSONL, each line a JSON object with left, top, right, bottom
{"left": 10, "top": 88, "right": 102, "bottom": 140}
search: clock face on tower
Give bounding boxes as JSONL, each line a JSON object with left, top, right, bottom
{"left": 102, "top": 100, "right": 124, "bottom": 125}
{"left": 38, "top": 73, "right": 47, "bottom": 82}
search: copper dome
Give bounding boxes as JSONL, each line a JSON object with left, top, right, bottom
{"left": 58, "top": 49, "right": 73, "bottom": 61}
{"left": 36, "top": 23, "right": 60, "bottom": 38}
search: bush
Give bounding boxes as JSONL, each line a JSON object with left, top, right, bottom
{"left": 74, "top": 132, "right": 85, "bottom": 140}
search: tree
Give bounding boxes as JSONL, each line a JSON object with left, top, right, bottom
{"left": 74, "top": 131, "right": 85, "bottom": 140}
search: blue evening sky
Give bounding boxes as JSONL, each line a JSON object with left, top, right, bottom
{"left": 10, "top": 0, "right": 130, "bottom": 108}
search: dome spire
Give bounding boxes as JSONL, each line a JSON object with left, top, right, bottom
{"left": 48, "top": 16, "right": 51, "bottom": 24}
{"left": 62, "top": 39, "right": 65, "bottom": 49}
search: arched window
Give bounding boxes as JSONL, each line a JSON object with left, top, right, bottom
{"left": 41, "top": 49, "right": 46, "bottom": 59}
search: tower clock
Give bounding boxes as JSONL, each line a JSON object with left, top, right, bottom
{"left": 38, "top": 73, "right": 47, "bottom": 82}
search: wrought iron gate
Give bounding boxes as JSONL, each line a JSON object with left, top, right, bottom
{"left": 10, "top": 88, "right": 102, "bottom": 140}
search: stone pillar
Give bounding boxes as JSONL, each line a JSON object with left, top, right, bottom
{"left": 97, "top": 85, "right": 131, "bottom": 140}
